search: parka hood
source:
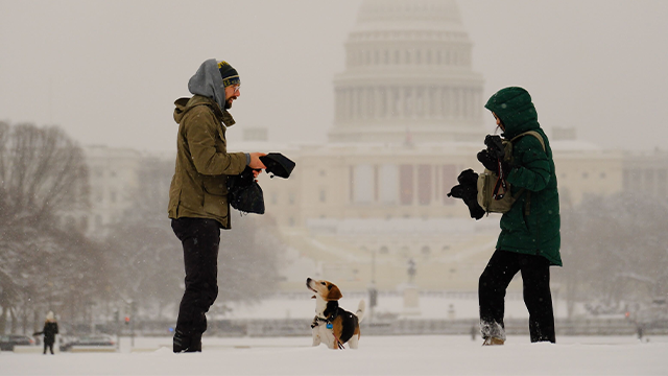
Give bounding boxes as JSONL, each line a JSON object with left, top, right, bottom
{"left": 187, "top": 58, "right": 228, "bottom": 113}
{"left": 173, "top": 95, "right": 235, "bottom": 127}
{"left": 173, "top": 97, "right": 190, "bottom": 123}
{"left": 484, "top": 87, "right": 540, "bottom": 139}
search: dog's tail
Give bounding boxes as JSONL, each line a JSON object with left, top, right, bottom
{"left": 356, "top": 299, "right": 366, "bottom": 323}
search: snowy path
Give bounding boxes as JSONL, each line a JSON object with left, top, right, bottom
{"left": 1, "top": 335, "right": 666, "bottom": 375}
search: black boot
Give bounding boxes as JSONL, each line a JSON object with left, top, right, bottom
{"left": 173, "top": 329, "right": 202, "bottom": 353}
{"left": 188, "top": 332, "right": 202, "bottom": 352}
{"left": 173, "top": 329, "right": 190, "bottom": 353}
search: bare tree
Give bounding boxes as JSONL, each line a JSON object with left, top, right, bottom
{"left": 0, "top": 122, "right": 88, "bottom": 227}
{"left": 103, "top": 157, "right": 183, "bottom": 318}
{"left": 103, "top": 156, "right": 283, "bottom": 320}
{"left": 217, "top": 214, "right": 283, "bottom": 304}
{"left": 557, "top": 192, "right": 668, "bottom": 317}
{"left": 0, "top": 122, "right": 96, "bottom": 334}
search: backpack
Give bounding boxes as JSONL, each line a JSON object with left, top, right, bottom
{"left": 226, "top": 153, "right": 296, "bottom": 215}
{"left": 227, "top": 166, "right": 265, "bottom": 215}
{"left": 476, "top": 131, "right": 546, "bottom": 214}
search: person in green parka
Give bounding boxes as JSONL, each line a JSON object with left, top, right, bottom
{"left": 476, "top": 87, "right": 561, "bottom": 345}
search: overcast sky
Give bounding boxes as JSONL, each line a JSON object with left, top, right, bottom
{"left": 1, "top": 0, "right": 667, "bottom": 152}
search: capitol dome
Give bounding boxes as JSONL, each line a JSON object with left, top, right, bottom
{"left": 328, "top": 0, "right": 486, "bottom": 144}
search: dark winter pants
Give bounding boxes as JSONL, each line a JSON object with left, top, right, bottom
{"left": 478, "top": 249, "right": 556, "bottom": 343}
{"left": 43, "top": 342, "right": 54, "bottom": 354}
{"left": 171, "top": 218, "right": 220, "bottom": 344}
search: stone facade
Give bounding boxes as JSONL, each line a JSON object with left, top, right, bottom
{"left": 329, "top": 0, "right": 485, "bottom": 144}
{"left": 79, "top": 1, "right": 649, "bottom": 295}
{"left": 82, "top": 145, "right": 141, "bottom": 236}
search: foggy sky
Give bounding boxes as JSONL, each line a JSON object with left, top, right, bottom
{"left": 1, "top": 0, "right": 667, "bottom": 152}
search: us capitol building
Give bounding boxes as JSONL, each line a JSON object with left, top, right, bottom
{"left": 81, "top": 0, "right": 661, "bottom": 294}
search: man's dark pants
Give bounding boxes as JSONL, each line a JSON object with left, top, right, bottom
{"left": 171, "top": 217, "right": 220, "bottom": 351}
{"left": 478, "top": 249, "right": 556, "bottom": 343}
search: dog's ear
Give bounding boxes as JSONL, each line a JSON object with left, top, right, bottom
{"left": 326, "top": 284, "right": 342, "bottom": 301}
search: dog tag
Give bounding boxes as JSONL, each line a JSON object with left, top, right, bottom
{"left": 326, "top": 323, "right": 333, "bottom": 329}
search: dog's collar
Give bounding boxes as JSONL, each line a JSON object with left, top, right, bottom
{"left": 315, "top": 309, "right": 338, "bottom": 323}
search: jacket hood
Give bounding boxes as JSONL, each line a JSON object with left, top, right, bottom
{"left": 484, "top": 87, "right": 540, "bottom": 139}
{"left": 187, "top": 58, "right": 228, "bottom": 113}
{"left": 173, "top": 97, "right": 190, "bottom": 123}
{"left": 173, "top": 95, "right": 236, "bottom": 126}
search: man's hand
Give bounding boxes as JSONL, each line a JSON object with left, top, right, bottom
{"left": 248, "top": 152, "right": 267, "bottom": 169}
{"left": 248, "top": 152, "right": 267, "bottom": 179}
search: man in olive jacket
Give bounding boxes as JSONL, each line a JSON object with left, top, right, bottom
{"left": 476, "top": 87, "right": 561, "bottom": 345}
{"left": 168, "top": 59, "right": 265, "bottom": 352}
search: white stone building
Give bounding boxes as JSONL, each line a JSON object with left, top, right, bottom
{"left": 82, "top": 145, "right": 141, "bottom": 236}
{"left": 82, "top": 0, "right": 638, "bottom": 294}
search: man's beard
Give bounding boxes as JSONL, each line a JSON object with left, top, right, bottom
{"left": 225, "top": 97, "right": 236, "bottom": 110}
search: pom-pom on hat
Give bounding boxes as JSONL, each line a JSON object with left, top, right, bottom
{"left": 217, "top": 60, "right": 240, "bottom": 87}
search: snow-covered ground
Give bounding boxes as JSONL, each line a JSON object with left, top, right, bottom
{"left": 2, "top": 335, "right": 666, "bottom": 376}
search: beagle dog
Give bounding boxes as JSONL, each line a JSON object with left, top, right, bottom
{"left": 306, "top": 277, "right": 365, "bottom": 349}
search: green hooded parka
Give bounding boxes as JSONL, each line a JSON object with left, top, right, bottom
{"left": 484, "top": 87, "right": 562, "bottom": 266}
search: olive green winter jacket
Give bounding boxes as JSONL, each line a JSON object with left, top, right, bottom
{"left": 485, "top": 87, "right": 562, "bottom": 266}
{"left": 167, "top": 95, "right": 248, "bottom": 229}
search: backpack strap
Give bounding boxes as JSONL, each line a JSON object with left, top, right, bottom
{"left": 510, "top": 130, "right": 546, "bottom": 152}
{"left": 508, "top": 130, "right": 546, "bottom": 215}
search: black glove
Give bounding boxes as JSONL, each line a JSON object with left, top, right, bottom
{"left": 483, "top": 135, "right": 505, "bottom": 159}
{"left": 465, "top": 198, "right": 486, "bottom": 220}
{"left": 448, "top": 183, "right": 475, "bottom": 200}
{"left": 448, "top": 185, "right": 485, "bottom": 220}
{"left": 477, "top": 149, "right": 496, "bottom": 171}
{"left": 448, "top": 170, "right": 485, "bottom": 220}
{"left": 456, "top": 168, "right": 479, "bottom": 187}
{"left": 477, "top": 149, "right": 510, "bottom": 178}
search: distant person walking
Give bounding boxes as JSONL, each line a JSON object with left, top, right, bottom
{"left": 168, "top": 59, "right": 266, "bottom": 353}
{"left": 34, "top": 311, "right": 59, "bottom": 354}
{"left": 476, "top": 87, "right": 562, "bottom": 345}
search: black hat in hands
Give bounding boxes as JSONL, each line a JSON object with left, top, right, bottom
{"left": 260, "top": 153, "right": 296, "bottom": 178}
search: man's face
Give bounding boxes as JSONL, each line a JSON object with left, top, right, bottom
{"left": 224, "top": 84, "right": 240, "bottom": 109}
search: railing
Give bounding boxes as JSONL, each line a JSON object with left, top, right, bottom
{"left": 122, "top": 318, "right": 668, "bottom": 337}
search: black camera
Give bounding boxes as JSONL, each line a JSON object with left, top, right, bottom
{"left": 484, "top": 135, "right": 505, "bottom": 159}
